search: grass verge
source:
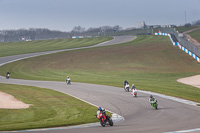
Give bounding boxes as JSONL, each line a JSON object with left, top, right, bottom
{"left": 0, "top": 83, "right": 98, "bottom": 131}
{"left": 1, "top": 35, "right": 200, "bottom": 103}
{"left": 175, "top": 26, "right": 198, "bottom": 32}
{"left": 0, "top": 37, "right": 112, "bottom": 57}
{"left": 188, "top": 29, "right": 200, "bottom": 43}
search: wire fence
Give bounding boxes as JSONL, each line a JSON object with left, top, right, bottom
{"left": 160, "top": 27, "right": 200, "bottom": 58}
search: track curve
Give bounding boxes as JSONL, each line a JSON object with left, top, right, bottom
{"left": 0, "top": 36, "right": 200, "bottom": 133}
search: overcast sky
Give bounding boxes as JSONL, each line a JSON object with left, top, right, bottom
{"left": 0, "top": 0, "right": 199, "bottom": 32}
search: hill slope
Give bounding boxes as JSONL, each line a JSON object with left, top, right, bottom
{"left": 1, "top": 35, "right": 200, "bottom": 102}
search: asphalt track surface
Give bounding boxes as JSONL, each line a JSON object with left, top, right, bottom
{"left": 0, "top": 36, "right": 200, "bottom": 133}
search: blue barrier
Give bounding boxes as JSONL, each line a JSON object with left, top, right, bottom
{"left": 155, "top": 33, "right": 200, "bottom": 63}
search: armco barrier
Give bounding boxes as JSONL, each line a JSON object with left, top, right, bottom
{"left": 155, "top": 33, "right": 200, "bottom": 63}
{"left": 161, "top": 28, "right": 200, "bottom": 58}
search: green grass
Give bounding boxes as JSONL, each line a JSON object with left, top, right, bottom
{"left": 188, "top": 29, "right": 200, "bottom": 43}
{"left": 0, "top": 83, "right": 99, "bottom": 131}
{"left": 175, "top": 26, "right": 198, "bottom": 32}
{"left": 1, "top": 35, "right": 200, "bottom": 103}
{"left": 0, "top": 37, "right": 112, "bottom": 57}
{"left": 113, "top": 28, "right": 152, "bottom": 36}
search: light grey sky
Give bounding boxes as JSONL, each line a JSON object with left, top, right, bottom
{"left": 0, "top": 0, "right": 199, "bottom": 32}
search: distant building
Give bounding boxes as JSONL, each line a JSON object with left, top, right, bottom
{"left": 124, "top": 27, "right": 137, "bottom": 31}
{"left": 148, "top": 25, "right": 161, "bottom": 28}
{"left": 162, "top": 25, "right": 177, "bottom": 28}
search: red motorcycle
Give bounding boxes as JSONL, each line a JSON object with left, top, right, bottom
{"left": 95, "top": 109, "right": 113, "bottom": 127}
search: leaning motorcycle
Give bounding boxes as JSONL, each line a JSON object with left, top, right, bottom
{"left": 95, "top": 109, "right": 113, "bottom": 127}
{"left": 151, "top": 100, "right": 158, "bottom": 109}
{"left": 132, "top": 90, "right": 137, "bottom": 97}
{"left": 124, "top": 83, "right": 130, "bottom": 92}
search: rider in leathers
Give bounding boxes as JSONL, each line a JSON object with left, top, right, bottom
{"left": 131, "top": 84, "right": 137, "bottom": 95}
{"left": 149, "top": 95, "right": 157, "bottom": 105}
{"left": 124, "top": 80, "right": 129, "bottom": 88}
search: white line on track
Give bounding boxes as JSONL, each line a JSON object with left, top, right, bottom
{"left": 166, "top": 128, "right": 200, "bottom": 133}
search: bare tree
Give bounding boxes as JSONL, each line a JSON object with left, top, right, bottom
{"left": 71, "top": 26, "right": 85, "bottom": 35}
{"left": 192, "top": 19, "right": 200, "bottom": 25}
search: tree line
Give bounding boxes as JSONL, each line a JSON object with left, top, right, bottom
{"left": 184, "top": 19, "right": 200, "bottom": 27}
{"left": 0, "top": 25, "right": 122, "bottom": 42}
{"left": 0, "top": 28, "right": 72, "bottom": 42}
{"left": 1, "top": 19, "right": 199, "bottom": 42}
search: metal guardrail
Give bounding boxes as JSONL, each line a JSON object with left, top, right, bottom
{"left": 160, "top": 28, "right": 200, "bottom": 58}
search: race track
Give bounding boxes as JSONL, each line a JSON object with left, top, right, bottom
{"left": 0, "top": 36, "right": 200, "bottom": 133}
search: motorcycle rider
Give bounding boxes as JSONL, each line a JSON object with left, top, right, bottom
{"left": 66, "top": 76, "right": 71, "bottom": 84}
{"left": 6, "top": 72, "right": 10, "bottom": 79}
{"left": 97, "top": 107, "right": 108, "bottom": 117}
{"left": 131, "top": 84, "right": 136, "bottom": 90}
{"left": 124, "top": 80, "right": 129, "bottom": 85}
{"left": 124, "top": 80, "right": 129, "bottom": 87}
{"left": 98, "top": 107, "right": 102, "bottom": 111}
{"left": 149, "top": 95, "right": 157, "bottom": 105}
{"left": 124, "top": 80, "right": 130, "bottom": 92}
{"left": 95, "top": 107, "right": 113, "bottom": 127}
{"left": 131, "top": 84, "right": 137, "bottom": 95}
{"left": 96, "top": 107, "right": 103, "bottom": 117}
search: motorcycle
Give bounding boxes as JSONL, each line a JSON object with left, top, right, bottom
{"left": 95, "top": 109, "right": 113, "bottom": 127}
{"left": 131, "top": 84, "right": 137, "bottom": 97}
{"left": 124, "top": 83, "right": 130, "bottom": 92}
{"left": 132, "top": 89, "right": 137, "bottom": 97}
{"left": 151, "top": 100, "right": 158, "bottom": 109}
{"left": 6, "top": 73, "right": 10, "bottom": 79}
{"left": 66, "top": 79, "right": 71, "bottom": 85}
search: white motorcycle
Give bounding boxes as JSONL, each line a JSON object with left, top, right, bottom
{"left": 6, "top": 72, "right": 10, "bottom": 79}
{"left": 66, "top": 80, "right": 71, "bottom": 85}
{"left": 124, "top": 83, "right": 130, "bottom": 92}
{"left": 66, "top": 78, "right": 71, "bottom": 85}
{"left": 6, "top": 73, "right": 10, "bottom": 79}
{"left": 132, "top": 89, "right": 137, "bottom": 97}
